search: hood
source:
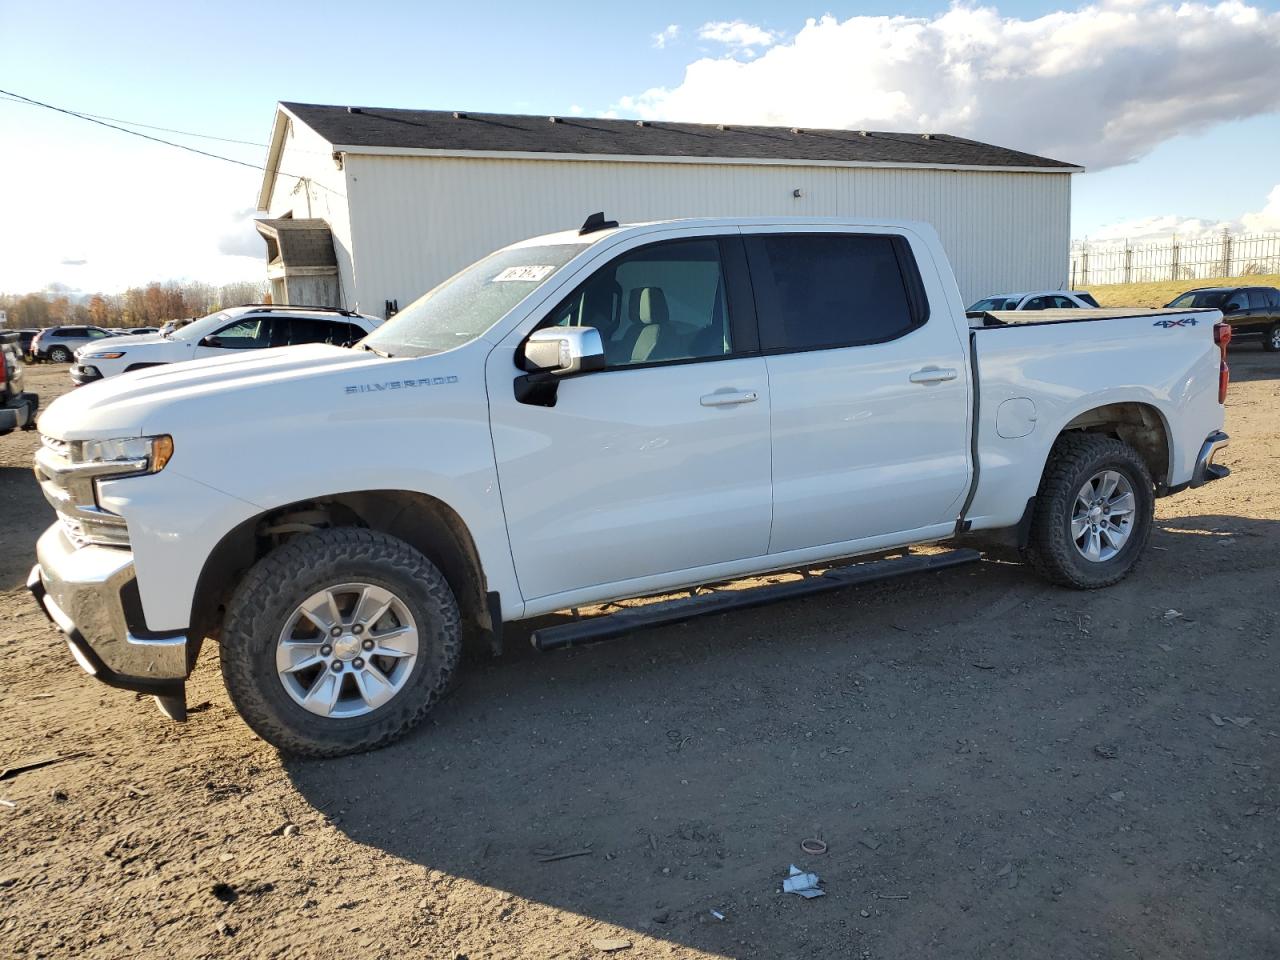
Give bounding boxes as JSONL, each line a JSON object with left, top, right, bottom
{"left": 39, "top": 344, "right": 386, "bottom": 439}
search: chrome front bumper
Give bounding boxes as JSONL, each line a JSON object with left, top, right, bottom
{"left": 28, "top": 523, "right": 196, "bottom": 698}
{"left": 1190, "top": 430, "right": 1230, "bottom": 488}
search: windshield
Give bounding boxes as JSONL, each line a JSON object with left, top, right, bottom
{"left": 363, "top": 243, "right": 588, "bottom": 357}
{"left": 1167, "top": 290, "right": 1228, "bottom": 308}
{"left": 168, "top": 311, "right": 233, "bottom": 341}
{"left": 968, "top": 296, "right": 1022, "bottom": 312}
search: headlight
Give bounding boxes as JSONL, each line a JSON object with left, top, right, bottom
{"left": 85, "top": 351, "right": 125, "bottom": 360}
{"left": 76, "top": 435, "right": 174, "bottom": 473}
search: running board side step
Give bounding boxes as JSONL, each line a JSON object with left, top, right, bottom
{"left": 530, "top": 548, "right": 981, "bottom": 652}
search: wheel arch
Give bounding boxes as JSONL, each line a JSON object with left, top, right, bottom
{"left": 192, "top": 489, "right": 494, "bottom": 652}
{"left": 1055, "top": 401, "right": 1172, "bottom": 488}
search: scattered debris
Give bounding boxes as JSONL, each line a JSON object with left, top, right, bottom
{"left": 1157, "top": 643, "right": 1173, "bottom": 652}
{"left": 1227, "top": 716, "right": 1254, "bottom": 728}
{"left": 537, "top": 848, "right": 592, "bottom": 863}
{"left": 0, "top": 799, "right": 15, "bottom": 808}
{"left": 860, "top": 908, "right": 871, "bottom": 917}
{"left": 1093, "top": 743, "right": 1118, "bottom": 760}
{"left": 972, "top": 661, "right": 995, "bottom": 670}
{"left": 993, "top": 862, "right": 1019, "bottom": 888}
{"left": 0, "top": 753, "right": 86, "bottom": 782}
{"left": 782, "top": 864, "right": 825, "bottom": 899}
{"left": 859, "top": 837, "right": 882, "bottom": 850}
{"left": 1210, "top": 714, "right": 1226, "bottom": 727}
{"left": 1110, "top": 791, "right": 1126, "bottom": 802}
{"left": 1163, "top": 609, "right": 1182, "bottom": 621}
{"left": 591, "top": 938, "right": 632, "bottom": 953}
{"left": 283, "top": 824, "right": 300, "bottom": 837}
{"left": 125, "top": 783, "right": 148, "bottom": 798}
{"left": 801, "top": 838, "right": 828, "bottom": 855}
{"left": 876, "top": 893, "right": 909, "bottom": 901}
{"left": 709, "top": 909, "right": 727, "bottom": 921}
{"left": 51, "top": 788, "right": 68, "bottom": 803}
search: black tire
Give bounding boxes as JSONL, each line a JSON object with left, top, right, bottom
{"left": 49, "top": 346, "right": 71, "bottom": 363}
{"left": 220, "top": 528, "right": 462, "bottom": 757}
{"left": 1263, "top": 323, "right": 1280, "bottom": 352}
{"left": 1021, "top": 433, "right": 1154, "bottom": 589}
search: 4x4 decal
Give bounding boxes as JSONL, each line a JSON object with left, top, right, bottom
{"left": 1153, "top": 317, "right": 1199, "bottom": 329}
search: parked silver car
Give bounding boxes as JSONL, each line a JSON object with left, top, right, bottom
{"left": 30, "top": 326, "right": 115, "bottom": 362}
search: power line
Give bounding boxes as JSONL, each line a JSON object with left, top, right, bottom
{"left": 0, "top": 93, "right": 269, "bottom": 147}
{"left": 0, "top": 87, "right": 266, "bottom": 171}
{"left": 0, "top": 87, "right": 347, "bottom": 198}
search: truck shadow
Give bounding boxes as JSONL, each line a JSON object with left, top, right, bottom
{"left": 0, "top": 465, "right": 47, "bottom": 590}
{"left": 1226, "top": 347, "right": 1280, "bottom": 383}
{"left": 281, "top": 512, "right": 1280, "bottom": 958}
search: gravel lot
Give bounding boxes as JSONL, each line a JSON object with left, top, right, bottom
{"left": 1, "top": 354, "right": 1276, "bottom": 960}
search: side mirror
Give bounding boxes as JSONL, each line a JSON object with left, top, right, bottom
{"left": 200, "top": 335, "right": 223, "bottom": 348}
{"left": 520, "top": 327, "right": 606, "bottom": 375}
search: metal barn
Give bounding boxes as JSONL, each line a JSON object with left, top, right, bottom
{"left": 255, "top": 102, "right": 1080, "bottom": 314}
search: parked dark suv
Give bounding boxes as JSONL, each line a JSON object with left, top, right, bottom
{"left": 1165, "top": 286, "right": 1280, "bottom": 351}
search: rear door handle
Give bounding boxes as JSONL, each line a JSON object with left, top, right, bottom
{"left": 700, "top": 390, "right": 759, "bottom": 407}
{"left": 909, "top": 367, "right": 958, "bottom": 384}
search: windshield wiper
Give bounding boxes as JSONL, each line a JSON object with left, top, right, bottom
{"left": 361, "top": 342, "right": 393, "bottom": 358}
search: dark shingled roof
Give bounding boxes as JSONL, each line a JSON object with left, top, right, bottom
{"left": 280, "top": 102, "right": 1080, "bottom": 171}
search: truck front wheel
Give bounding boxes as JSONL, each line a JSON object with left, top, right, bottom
{"left": 220, "top": 528, "right": 462, "bottom": 757}
{"left": 1022, "top": 433, "right": 1155, "bottom": 589}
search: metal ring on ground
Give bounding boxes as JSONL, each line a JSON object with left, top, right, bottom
{"left": 801, "top": 838, "right": 828, "bottom": 855}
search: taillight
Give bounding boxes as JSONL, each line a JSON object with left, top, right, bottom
{"left": 1214, "top": 321, "right": 1231, "bottom": 404}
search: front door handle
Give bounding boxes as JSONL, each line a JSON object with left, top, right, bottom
{"left": 700, "top": 390, "right": 759, "bottom": 407}
{"left": 909, "top": 367, "right": 958, "bottom": 384}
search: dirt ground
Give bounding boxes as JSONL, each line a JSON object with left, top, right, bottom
{"left": 1, "top": 355, "right": 1276, "bottom": 960}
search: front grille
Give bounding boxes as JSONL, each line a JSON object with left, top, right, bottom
{"left": 34, "top": 433, "right": 131, "bottom": 549}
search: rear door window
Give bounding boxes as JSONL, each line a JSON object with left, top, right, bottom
{"left": 1050, "top": 296, "right": 1079, "bottom": 308}
{"left": 1023, "top": 297, "right": 1050, "bottom": 311}
{"left": 744, "top": 234, "right": 926, "bottom": 352}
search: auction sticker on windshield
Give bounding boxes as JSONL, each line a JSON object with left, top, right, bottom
{"left": 493, "top": 265, "right": 555, "bottom": 283}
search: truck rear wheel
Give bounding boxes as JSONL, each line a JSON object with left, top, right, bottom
{"left": 220, "top": 528, "right": 462, "bottom": 757}
{"left": 1022, "top": 433, "right": 1154, "bottom": 589}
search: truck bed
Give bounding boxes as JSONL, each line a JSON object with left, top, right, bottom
{"left": 971, "top": 307, "right": 1221, "bottom": 327}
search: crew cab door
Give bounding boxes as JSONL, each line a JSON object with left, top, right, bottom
{"left": 742, "top": 227, "right": 971, "bottom": 553}
{"left": 486, "top": 232, "right": 772, "bottom": 604}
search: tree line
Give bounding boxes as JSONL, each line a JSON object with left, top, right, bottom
{"left": 1, "top": 280, "right": 269, "bottom": 329}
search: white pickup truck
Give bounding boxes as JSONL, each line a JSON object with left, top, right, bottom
{"left": 29, "top": 216, "right": 1231, "bottom": 756}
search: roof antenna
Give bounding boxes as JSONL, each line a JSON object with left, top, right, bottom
{"left": 579, "top": 211, "right": 619, "bottom": 235}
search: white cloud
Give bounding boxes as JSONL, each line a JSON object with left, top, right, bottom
{"left": 568, "top": 104, "right": 584, "bottom": 116}
{"left": 652, "top": 24, "right": 679, "bottom": 49}
{"left": 1081, "top": 183, "right": 1280, "bottom": 245}
{"left": 698, "top": 20, "right": 779, "bottom": 54}
{"left": 1241, "top": 184, "right": 1280, "bottom": 233}
{"left": 619, "top": 1, "right": 1280, "bottom": 171}
{"left": 216, "top": 208, "right": 266, "bottom": 259}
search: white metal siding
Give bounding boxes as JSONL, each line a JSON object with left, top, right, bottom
{"left": 266, "top": 120, "right": 356, "bottom": 308}
{"left": 340, "top": 154, "right": 1070, "bottom": 312}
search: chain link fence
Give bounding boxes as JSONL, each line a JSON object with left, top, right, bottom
{"left": 1070, "top": 231, "right": 1280, "bottom": 287}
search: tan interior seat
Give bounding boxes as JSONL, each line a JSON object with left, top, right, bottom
{"left": 628, "top": 287, "right": 672, "bottom": 363}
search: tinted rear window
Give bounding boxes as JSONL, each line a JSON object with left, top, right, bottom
{"left": 745, "top": 234, "right": 926, "bottom": 352}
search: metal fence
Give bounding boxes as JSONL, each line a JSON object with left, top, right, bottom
{"left": 1070, "top": 231, "right": 1280, "bottom": 287}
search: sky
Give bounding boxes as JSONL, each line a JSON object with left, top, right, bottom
{"left": 2, "top": 0, "right": 1279, "bottom": 294}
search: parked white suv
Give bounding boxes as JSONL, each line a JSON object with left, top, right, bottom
{"left": 70, "top": 305, "right": 381, "bottom": 385}
{"left": 968, "top": 290, "right": 1100, "bottom": 312}
{"left": 30, "top": 216, "right": 1231, "bottom": 757}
